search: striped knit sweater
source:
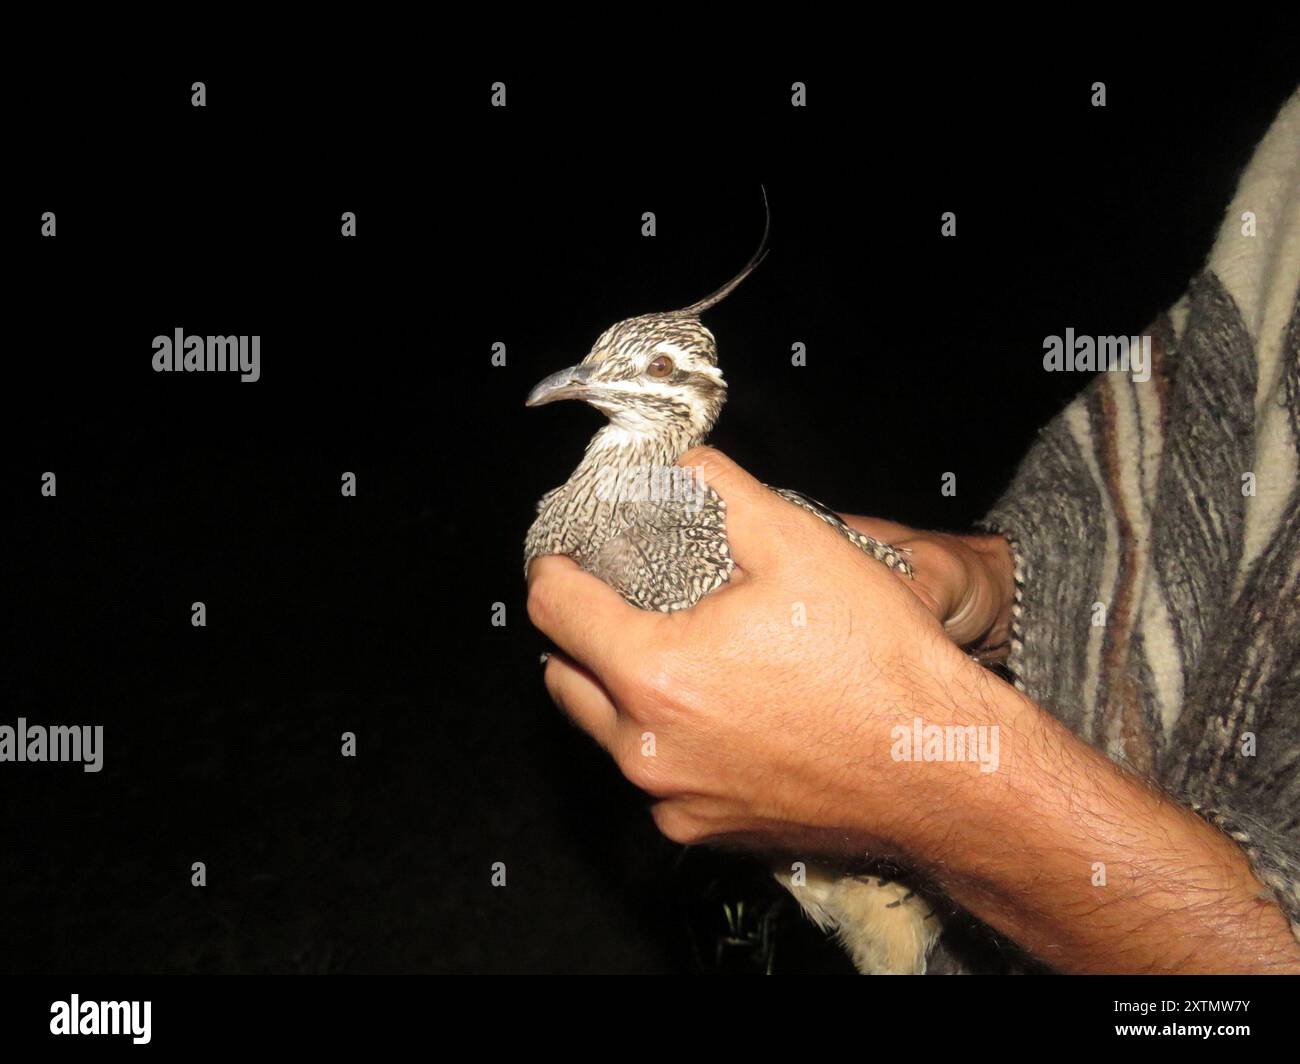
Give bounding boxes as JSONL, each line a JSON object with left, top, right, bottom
{"left": 976, "top": 87, "right": 1300, "bottom": 959}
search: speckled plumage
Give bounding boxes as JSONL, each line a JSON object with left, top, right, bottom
{"left": 522, "top": 311, "right": 739, "bottom": 612}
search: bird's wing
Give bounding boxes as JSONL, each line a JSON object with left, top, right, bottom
{"left": 769, "top": 485, "right": 914, "bottom": 578}
{"left": 533, "top": 486, "right": 562, "bottom": 515}
{"left": 587, "top": 490, "right": 735, "bottom": 612}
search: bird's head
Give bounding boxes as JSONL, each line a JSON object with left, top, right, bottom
{"left": 526, "top": 193, "right": 770, "bottom": 446}
{"left": 525, "top": 312, "right": 727, "bottom": 440}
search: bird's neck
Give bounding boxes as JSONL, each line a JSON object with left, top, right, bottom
{"left": 570, "top": 423, "right": 703, "bottom": 486}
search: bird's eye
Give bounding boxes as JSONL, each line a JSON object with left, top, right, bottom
{"left": 647, "top": 355, "right": 674, "bottom": 378}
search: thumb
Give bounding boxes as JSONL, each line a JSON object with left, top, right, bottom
{"left": 676, "top": 446, "right": 789, "bottom": 573}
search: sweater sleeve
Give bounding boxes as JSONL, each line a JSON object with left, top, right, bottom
{"left": 976, "top": 88, "right": 1300, "bottom": 943}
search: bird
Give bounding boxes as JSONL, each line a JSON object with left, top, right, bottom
{"left": 523, "top": 194, "right": 941, "bottom": 974}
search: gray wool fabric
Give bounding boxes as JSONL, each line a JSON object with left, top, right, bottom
{"left": 977, "top": 89, "right": 1300, "bottom": 951}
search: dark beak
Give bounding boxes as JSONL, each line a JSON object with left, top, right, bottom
{"left": 525, "top": 363, "right": 597, "bottom": 407}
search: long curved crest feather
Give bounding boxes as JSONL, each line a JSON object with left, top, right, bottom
{"left": 670, "top": 186, "right": 771, "bottom": 317}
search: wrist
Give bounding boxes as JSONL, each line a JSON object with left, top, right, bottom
{"left": 898, "top": 669, "right": 1064, "bottom": 882}
{"left": 867, "top": 640, "right": 1020, "bottom": 859}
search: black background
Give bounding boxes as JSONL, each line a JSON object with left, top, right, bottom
{"left": 4, "top": 52, "right": 1297, "bottom": 974}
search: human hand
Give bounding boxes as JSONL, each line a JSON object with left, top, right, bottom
{"left": 526, "top": 447, "right": 990, "bottom": 860}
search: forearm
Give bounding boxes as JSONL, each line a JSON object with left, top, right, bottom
{"left": 896, "top": 664, "right": 1300, "bottom": 974}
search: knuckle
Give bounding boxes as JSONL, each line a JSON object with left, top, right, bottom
{"left": 621, "top": 747, "right": 668, "bottom": 796}
{"left": 625, "top": 649, "right": 679, "bottom": 706}
{"left": 650, "top": 802, "right": 702, "bottom": 846}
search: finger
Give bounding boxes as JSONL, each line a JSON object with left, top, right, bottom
{"left": 938, "top": 538, "right": 1005, "bottom": 646}
{"left": 676, "top": 446, "right": 791, "bottom": 572}
{"left": 526, "top": 554, "right": 659, "bottom": 675}
{"left": 542, "top": 652, "right": 621, "bottom": 751}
